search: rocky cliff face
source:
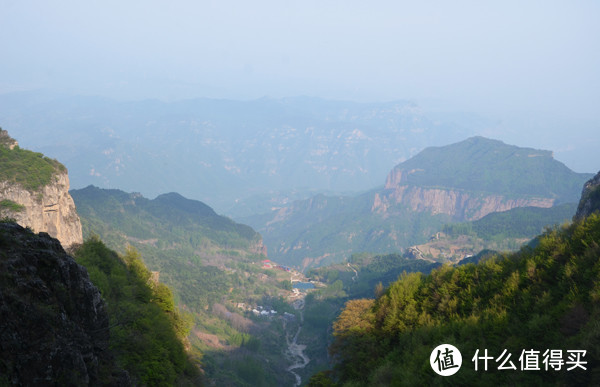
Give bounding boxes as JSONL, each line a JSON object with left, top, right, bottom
{"left": 0, "top": 129, "right": 83, "bottom": 249}
{"left": 0, "top": 222, "right": 128, "bottom": 385}
{"left": 372, "top": 184, "right": 555, "bottom": 221}
{"left": 574, "top": 170, "right": 600, "bottom": 221}
{"left": 372, "top": 137, "right": 591, "bottom": 221}
{"left": 376, "top": 166, "right": 556, "bottom": 221}
{"left": 0, "top": 171, "right": 83, "bottom": 248}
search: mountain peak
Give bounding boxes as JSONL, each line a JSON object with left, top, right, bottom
{"left": 154, "top": 192, "right": 217, "bottom": 217}
{"left": 385, "top": 136, "right": 583, "bottom": 200}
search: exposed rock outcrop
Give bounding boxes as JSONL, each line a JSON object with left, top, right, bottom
{"left": 0, "top": 129, "right": 83, "bottom": 249}
{"left": 574, "top": 170, "right": 600, "bottom": 221}
{"left": 372, "top": 185, "right": 554, "bottom": 221}
{"left": 373, "top": 137, "right": 590, "bottom": 221}
{"left": 0, "top": 171, "right": 83, "bottom": 249}
{"left": 0, "top": 222, "right": 128, "bottom": 385}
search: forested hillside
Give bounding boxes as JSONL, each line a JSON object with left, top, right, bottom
{"left": 74, "top": 238, "right": 201, "bottom": 385}
{"left": 385, "top": 136, "right": 588, "bottom": 201}
{"left": 71, "top": 186, "right": 308, "bottom": 385}
{"left": 244, "top": 137, "right": 590, "bottom": 271}
{"left": 0, "top": 221, "right": 199, "bottom": 385}
{"left": 71, "top": 185, "right": 262, "bottom": 253}
{"left": 443, "top": 203, "right": 577, "bottom": 241}
{"left": 317, "top": 212, "right": 600, "bottom": 385}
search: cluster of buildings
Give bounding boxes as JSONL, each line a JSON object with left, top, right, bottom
{"left": 251, "top": 305, "right": 278, "bottom": 317}
{"left": 235, "top": 302, "right": 297, "bottom": 321}
{"left": 237, "top": 303, "right": 278, "bottom": 318}
{"left": 261, "top": 259, "right": 292, "bottom": 272}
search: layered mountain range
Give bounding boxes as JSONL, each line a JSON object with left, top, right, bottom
{"left": 0, "top": 92, "right": 488, "bottom": 213}
{"left": 242, "top": 137, "right": 592, "bottom": 270}
{"left": 373, "top": 137, "right": 585, "bottom": 221}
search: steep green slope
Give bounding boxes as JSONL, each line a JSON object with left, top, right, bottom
{"left": 291, "top": 252, "right": 441, "bottom": 383}
{"left": 71, "top": 186, "right": 304, "bottom": 386}
{"left": 74, "top": 238, "right": 201, "bottom": 386}
{"left": 443, "top": 202, "right": 577, "bottom": 241}
{"left": 321, "top": 212, "right": 600, "bottom": 386}
{"left": 71, "top": 185, "right": 260, "bottom": 251}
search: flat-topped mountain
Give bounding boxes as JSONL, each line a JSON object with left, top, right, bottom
{"left": 373, "top": 136, "right": 591, "bottom": 221}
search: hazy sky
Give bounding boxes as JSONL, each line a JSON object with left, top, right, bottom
{"left": 2, "top": 0, "right": 599, "bottom": 115}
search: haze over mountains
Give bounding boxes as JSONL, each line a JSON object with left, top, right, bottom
{"left": 0, "top": 90, "right": 580, "bottom": 215}
{"left": 242, "top": 137, "right": 592, "bottom": 270}
{"left": 2, "top": 2, "right": 599, "bottom": 384}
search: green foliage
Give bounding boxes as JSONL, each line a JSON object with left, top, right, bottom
{"left": 71, "top": 186, "right": 261, "bottom": 251}
{"left": 72, "top": 186, "right": 302, "bottom": 385}
{"left": 328, "top": 214, "right": 600, "bottom": 385}
{"left": 310, "top": 252, "right": 439, "bottom": 299}
{"left": 242, "top": 191, "right": 450, "bottom": 270}
{"left": 278, "top": 279, "right": 293, "bottom": 290}
{"left": 0, "top": 143, "right": 65, "bottom": 192}
{"left": 444, "top": 202, "right": 577, "bottom": 241}
{"left": 74, "top": 238, "right": 200, "bottom": 385}
{"left": 392, "top": 136, "right": 591, "bottom": 201}
{"left": 0, "top": 199, "right": 25, "bottom": 213}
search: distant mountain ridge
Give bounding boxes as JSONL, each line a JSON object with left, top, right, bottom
{"left": 373, "top": 136, "right": 590, "bottom": 221}
{"left": 71, "top": 185, "right": 265, "bottom": 255}
{"left": 243, "top": 137, "right": 592, "bottom": 270}
{"left": 0, "top": 91, "right": 487, "bottom": 213}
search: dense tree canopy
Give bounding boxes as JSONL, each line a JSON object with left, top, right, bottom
{"left": 74, "top": 238, "right": 200, "bottom": 386}
{"left": 322, "top": 214, "right": 600, "bottom": 386}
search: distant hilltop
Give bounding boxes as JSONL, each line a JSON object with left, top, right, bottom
{"left": 0, "top": 128, "right": 82, "bottom": 248}
{"left": 244, "top": 136, "right": 593, "bottom": 270}
{"left": 373, "top": 136, "right": 591, "bottom": 221}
